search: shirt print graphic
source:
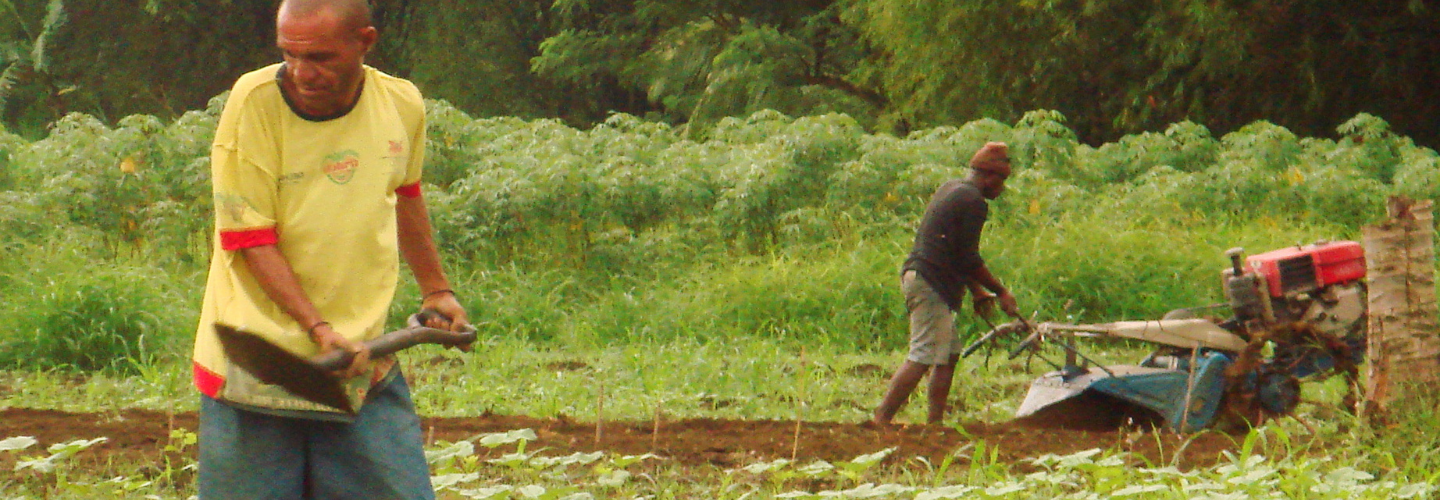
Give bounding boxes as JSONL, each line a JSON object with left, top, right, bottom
{"left": 383, "top": 139, "right": 406, "bottom": 175}
{"left": 323, "top": 150, "right": 361, "bottom": 185}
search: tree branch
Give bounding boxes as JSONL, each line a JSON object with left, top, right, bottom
{"left": 802, "top": 73, "right": 887, "bottom": 108}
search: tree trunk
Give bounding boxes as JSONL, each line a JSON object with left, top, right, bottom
{"left": 1362, "top": 197, "right": 1438, "bottom": 413}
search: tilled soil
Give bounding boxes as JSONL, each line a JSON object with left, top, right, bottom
{"left": 1, "top": 407, "right": 1247, "bottom": 473}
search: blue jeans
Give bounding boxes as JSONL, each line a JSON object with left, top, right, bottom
{"left": 198, "top": 371, "right": 434, "bottom": 500}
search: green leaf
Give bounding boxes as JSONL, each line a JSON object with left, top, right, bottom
{"left": 0, "top": 435, "right": 37, "bottom": 452}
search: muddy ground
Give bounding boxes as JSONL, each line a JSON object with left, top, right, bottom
{"left": 1, "top": 407, "right": 1248, "bottom": 474}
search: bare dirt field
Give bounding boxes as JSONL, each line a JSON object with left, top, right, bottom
{"left": 1, "top": 407, "right": 1246, "bottom": 473}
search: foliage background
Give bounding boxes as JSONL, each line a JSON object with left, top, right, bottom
{"left": 2, "top": 0, "right": 1438, "bottom": 147}
{"left": 0, "top": 94, "right": 1436, "bottom": 371}
{"left": 2, "top": 2, "right": 1439, "bottom": 497}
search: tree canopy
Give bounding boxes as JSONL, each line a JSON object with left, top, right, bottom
{"left": 1, "top": 0, "right": 1437, "bottom": 146}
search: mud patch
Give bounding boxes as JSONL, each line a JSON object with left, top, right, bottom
{"left": 1014, "top": 392, "right": 1166, "bottom": 432}
{"left": 1, "top": 407, "right": 1249, "bottom": 473}
{"left": 0, "top": 409, "right": 197, "bottom": 474}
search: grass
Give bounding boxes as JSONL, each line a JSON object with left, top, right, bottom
{"left": 3, "top": 340, "right": 1437, "bottom": 499}
{"left": 1, "top": 175, "right": 1434, "bottom": 497}
{"left": 0, "top": 336, "right": 1044, "bottom": 423}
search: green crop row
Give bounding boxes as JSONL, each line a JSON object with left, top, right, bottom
{"left": 4, "top": 99, "right": 1434, "bottom": 268}
{"left": 0, "top": 100, "right": 1435, "bottom": 373}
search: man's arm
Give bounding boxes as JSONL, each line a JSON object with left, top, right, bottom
{"left": 238, "top": 245, "right": 371, "bottom": 377}
{"left": 968, "top": 263, "right": 1018, "bottom": 316}
{"left": 396, "top": 194, "right": 469, "bottom": 331}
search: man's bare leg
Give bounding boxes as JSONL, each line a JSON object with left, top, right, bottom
{"left": 874, "top": 360, "right": 931, "bottom": 425}
{"left": 927, "top": 354, "right": 960, "bottom": 425}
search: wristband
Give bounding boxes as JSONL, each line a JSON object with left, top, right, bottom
{"left": 423, "top": 289, "right": 455, "bottom": 300}
{"left": 306, "top": 321, "right": 331, "bottom": 339}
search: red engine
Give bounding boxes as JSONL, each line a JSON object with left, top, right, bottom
{"left": 1224, "top": 240, "right": 1368, "bottom": 339}
{"left": 1246, "top": 241, "right": 1366, "bottom": 298}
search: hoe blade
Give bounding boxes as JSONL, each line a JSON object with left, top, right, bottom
{"left": 214, "top": 323, "right": 353, "bottom": 414}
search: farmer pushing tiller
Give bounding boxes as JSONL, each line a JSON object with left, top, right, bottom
{"left": 190, "top": 1, "right": 472, "bottom": 498}
{"left": 873, "top": 142, "right": 1022, "bottom": 426}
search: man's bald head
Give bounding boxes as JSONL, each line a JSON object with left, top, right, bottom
{"left": 275, "top": 0, "right": 377, "bottom": 117}
{"left": 278, "top": 0, "right": 372, "bottom": 32}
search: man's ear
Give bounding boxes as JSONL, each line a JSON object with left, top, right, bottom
{"left": 357, "top": 26, "right": 378, "bottom": 53}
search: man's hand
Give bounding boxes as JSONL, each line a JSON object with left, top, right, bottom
{"left": 972, "top": 292, "right": 996, "bottom": 319}
{"left": 420, "top": 291, "right": 468, "bottom": 330}
{"left": 996, "top": 291, "right": 1020, "bottom": 318}
{"left": 420, "top": 291, "right": 471, "bottom": 350}
{"left": 310, "top": 323, "right": 372, "bottom": 379}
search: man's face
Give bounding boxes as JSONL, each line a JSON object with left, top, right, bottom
{"left": 276, "top": 9, "right": 376, "bottom": 117}
{"left": 973, "top": 163, "right": 1010, "bottom": 199}
{"left": 978, "top": 170, "right": 1008, "bottom": 199}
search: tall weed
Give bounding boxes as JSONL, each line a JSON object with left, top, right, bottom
{"left": 0, "top": 240, "right": 193, "bottom": 373}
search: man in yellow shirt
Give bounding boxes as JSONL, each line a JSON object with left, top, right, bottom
{"left": 192, "top": 0, "right": 466, "bottom": 498}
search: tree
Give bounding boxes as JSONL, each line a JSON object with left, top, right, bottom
{"left": 843, "top": 0, "right": 1440, "bottom": 144}
{"left": 532, "top": 0, "right": 882, "bottom": 133}
{"left": 0, "top": 0, "right": 72, "bottom": 134}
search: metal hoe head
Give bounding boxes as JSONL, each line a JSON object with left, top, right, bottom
{"left": 214, "top": 323, "right": 354, "bottom": 414}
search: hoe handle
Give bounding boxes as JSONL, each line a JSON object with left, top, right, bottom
{"left": 313, "top": 312, "right": 477, "bottom": 371}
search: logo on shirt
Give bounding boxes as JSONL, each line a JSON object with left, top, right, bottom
{"left": 323, "top": 150, "right": 360, "bottom": 185}
{"left": 383, "top": 139, "right": 407, "bottom": 175}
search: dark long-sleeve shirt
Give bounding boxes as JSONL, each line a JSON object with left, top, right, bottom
{"left": 902, "top": 180, "right": 988, "bottom": 311}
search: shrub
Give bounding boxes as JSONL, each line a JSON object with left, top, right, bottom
{"left": 0, "top": 242, "right": 191, "bottom": 373}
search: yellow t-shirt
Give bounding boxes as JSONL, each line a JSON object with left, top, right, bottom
{"left": 192, "top": 63, "right": 426, "bottom": 415}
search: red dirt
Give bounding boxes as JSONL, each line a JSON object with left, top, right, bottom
{"left": 0, "top": 407, "right": 1249, "bottom": 473}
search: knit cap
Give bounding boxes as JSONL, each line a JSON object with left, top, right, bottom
{"left": 969, "top": 142, "right": 1011, "bottom": 175}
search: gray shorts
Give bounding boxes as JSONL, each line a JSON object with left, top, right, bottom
{"left": 902, "top": 270, "right": 960, "bottom": 365}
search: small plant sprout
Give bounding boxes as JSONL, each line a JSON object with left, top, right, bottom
{"left": 1028, "top": 447, "right": 1103, "bottom": 470}
{"left": 795, "top": 460, "right": 834, "bottom": 477}
{"left": 486, "top": 451, "right": 535, "bottom": 470}
{"left": 594, "top": 469, "right": 631, "bottom": 488}
{"left": 982, "top": 481, "right": 1028, "bottom": 497}
{"left": 528, "top": 451, "right": 604, "bottom": 470}
{"left": 610, "top": 453, "right": 660, "bottom": 468}
{"left": 835, "top": 447, "right": 895, "bottom": 481}
{"left": 735, "top": 457, "right": 792, "bottom": 475}
{"left": 0, "top": 435, "right": 39, "bottom": 452}
{"left": 430, "top": 472, "right": 480, "bottom": 492}
{"left": 164, "top": 428, "right": 197, "bottom": 453}
{"left": 914, "top": 484, "right": 979, "bottom": 500}
{"left": 426, "top": 439, "right": 477, "bottom": 473}
{"left": 455, "top": 484, "right": 514, "bottom": 499}
{"left": 479, "top": 428, "right": 539, "bottom": 450}
{"left": 1110, "top": 483, "right": 1168, "bottom": 497}
{"left": 14, "top": 437, "right": 109, "bottom": 473}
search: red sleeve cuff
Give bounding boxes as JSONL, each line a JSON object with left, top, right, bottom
{"left": 194, "top": 362, "right": 225, "bottom": 398}
{"left": 395, "top": 182, "right": 422, "bottom": 198}
{"left": 219, "top": 228, "right": 278, "bottom": 251}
